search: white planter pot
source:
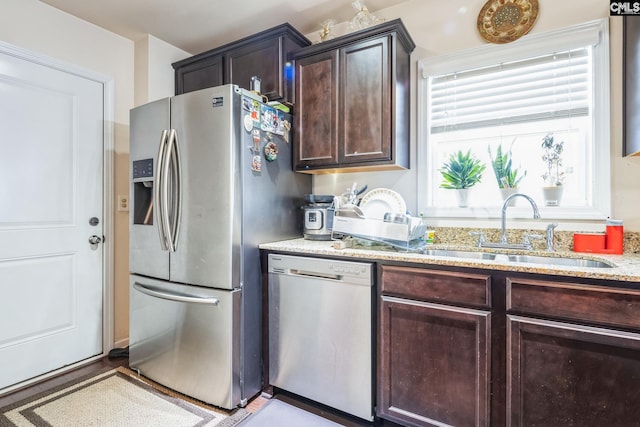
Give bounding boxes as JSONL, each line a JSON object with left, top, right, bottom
{"left": 543, "top": 186, "right": 564, "bottom": 206}
{"left": 455, "top": 188, "right": 470, "bottom": 207}
{"left": 499, "top": 188, "right": 519, "bottom": 206}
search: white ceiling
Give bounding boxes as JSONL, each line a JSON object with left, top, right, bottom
{"left": 39, "top": 0, "right": 409, "bottom": 54}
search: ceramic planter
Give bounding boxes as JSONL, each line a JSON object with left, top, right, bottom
{"left": 543, "top": 185, "right": 563, "bottom": 206}
{"left": 455, "top": 188, "right": 470, "bottom": 207}
{"left": 499, "top": 187, "right": 519, "bottom": 206}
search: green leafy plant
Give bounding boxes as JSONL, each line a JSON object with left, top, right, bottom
{"left": 541, "top": 133, "right": 565, "bottom": 186}
{"left": 488, "top": 141, "right": 526, "bottom": 189}
{"left": 439, "top": 150, "right": 486, "bottom": 189}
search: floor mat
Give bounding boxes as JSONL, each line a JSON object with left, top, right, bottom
{"left": 237, "top": 399, "right": 344, "bottom": 427}
{"left": 0, "top": 368, "right": 248, "bottom": 427}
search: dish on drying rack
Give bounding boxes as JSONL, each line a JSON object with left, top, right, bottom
{"left": 359, "top": 188, "right": 407, "bottom": 220}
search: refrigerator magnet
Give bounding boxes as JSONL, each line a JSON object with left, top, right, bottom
{"left": 243, "top": 97, "right": 260, "bottom": 124}
{"left": 243, "top": 115, "right": 253, "bottom": 132}
{"left": 252, "top": 129, "right": 261, "bottom": 151}
{"left": 264, "top": 142, "right": 278, "bottom": 161}
{"left": 275, "top": 110, "right": 285, "bottom": 136}
{"left": 252, "top": 155, "right": 262, "bottom": 172}
{"left": 242, "top": 97, "right": 253, "bottom": 112}
{"left": 260, "top": 104, "right": 278, "bottom": 133}
{"left": 283, "top": 120, "right": 291, "bottom": 143}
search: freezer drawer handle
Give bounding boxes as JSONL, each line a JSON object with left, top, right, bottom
{"left": 133, "top": 282, "right": 220, "bottom": 305}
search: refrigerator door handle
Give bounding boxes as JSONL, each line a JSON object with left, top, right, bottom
{"left": 155, "top": 129, "right": 170, "bottom": 251}
{"left": 159, "top": 129, "right": 173, "bottom": 252}
{"left": 166, "top": 129, "right": 182, "bottom": 252}
{"left": 133, "top": 282, "right": 220, "bottom": 305}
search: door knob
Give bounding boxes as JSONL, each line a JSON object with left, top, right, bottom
{"left": 88, "top": 235, "right": 103, "bottom": 245}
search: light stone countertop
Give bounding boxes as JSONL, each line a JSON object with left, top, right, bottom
{"left": 260, "top": 238, "right": 640, "bottom": 283}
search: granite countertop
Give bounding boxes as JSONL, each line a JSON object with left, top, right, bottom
{"left": 260, "top": 238, "right": 640, "bottom": 283}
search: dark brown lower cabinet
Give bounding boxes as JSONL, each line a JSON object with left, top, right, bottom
{"left": 378, "top": 296, "right": 491, "bottom": 427}
{"left": 378, "top": 265, "right": 492, "bottom": 427}
{"left": 376, "top": 265, "right": 640, "bottom": 427}
{"left": 508, "top": 315, "right": 640, "bottom": 427}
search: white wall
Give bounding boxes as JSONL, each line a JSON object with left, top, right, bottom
{"left": 134, "top": 35, "right": 190, "bottom": 106}
{"left": 0, "top": 0, "right": 134, "bottom": 345}
{"left": 312, "top": 0, "right": 640, "bottom": 231}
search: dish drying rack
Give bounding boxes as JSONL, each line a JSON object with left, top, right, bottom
{"left": 331, "top": 208, "right": 427, "bottom": 251}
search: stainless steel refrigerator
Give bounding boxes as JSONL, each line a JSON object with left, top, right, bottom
{"left": 128, "top": 84, "right": 310, "bottom": 409}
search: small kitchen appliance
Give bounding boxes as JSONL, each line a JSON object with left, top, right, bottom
{"left": 302, "top": 194, "right": 334, "bottom": 240}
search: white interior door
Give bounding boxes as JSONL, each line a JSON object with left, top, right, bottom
{"left": 0, "top": 49, "right": 104, "bottom": 389}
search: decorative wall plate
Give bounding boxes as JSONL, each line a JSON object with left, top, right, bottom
{"left": 477, "top": 0, "right": 539, "bottom": 44}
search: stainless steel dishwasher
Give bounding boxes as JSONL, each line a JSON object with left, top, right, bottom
{"left": 268, "top": 253, "right": 374, "bottom": 421}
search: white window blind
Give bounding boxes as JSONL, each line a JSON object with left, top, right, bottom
{"left": 430, "top": 48, "right": 591, "bottom": 133}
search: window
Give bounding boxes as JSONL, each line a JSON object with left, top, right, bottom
{"left": 417, "top": 19, "right": 610, "bottom": 220}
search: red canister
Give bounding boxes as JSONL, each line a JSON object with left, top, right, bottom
{"left": 573, "top": 233, "right": 606, "bottom": 253}
{"left": 605, "top": 219, "right": 624, "bottom": 254}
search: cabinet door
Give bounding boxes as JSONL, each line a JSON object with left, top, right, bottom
{"left": 624, "top": 16, "right": 640, "bottom": 156}
{"left": 508, "top": 315, "right": 640, "bottom": 426}
{"left": 225, "top": 38, "right": 283, "bottom": 101}
{"left": 293, "top": 50, "right": 339, "bottom": 170}
{"left": 339, "top": 36, "right": 391, "bottom": 165}
{"left": 378, "top": 296, "right": 491, "bottom": 427}
{"left": 175, "top": 56, "right": 223, "bottom": 95}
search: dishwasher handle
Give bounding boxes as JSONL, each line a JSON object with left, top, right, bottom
{"left": 286, "top": 269, "right": 343, "bottom": 281}
{"left": 133, "top": 282, "right": 220, "bottom": 305}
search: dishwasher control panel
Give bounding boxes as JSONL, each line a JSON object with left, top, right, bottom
{"left": 268, "top": 254, "right": 372, "bottom": 285}
{"left": 330, "top": 264, "right": 368, "bottom": 275}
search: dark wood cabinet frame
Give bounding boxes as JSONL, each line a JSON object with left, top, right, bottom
{"left": 173, "top": 23, "right": 310, "bottom": 102}
{"left": 624, "top": 16, "right": 640, "bottom": 156}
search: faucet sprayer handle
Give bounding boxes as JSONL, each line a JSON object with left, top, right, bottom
{"left": 523, "top": 233, "right": 543, "bottom": 248}
{"left": 469, "top": 231, "right": 486, "bottom": 247}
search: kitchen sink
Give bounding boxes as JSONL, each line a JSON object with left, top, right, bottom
{"left": 422, "top": 249, "right": 498, "bottom": 260}
{"left": 496, "top": 254, "right": 614, "bottom": 268}
{"left": 420, "top": 249, "right": 615, "bottom": 268}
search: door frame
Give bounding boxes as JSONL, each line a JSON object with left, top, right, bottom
{"left": 0, "top": 40, "right": 115, "bottom": 388}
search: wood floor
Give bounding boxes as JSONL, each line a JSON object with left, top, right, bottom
{"left": 0, "top": 357, "right": 385, "bottom": 426}
{"left": 0, "top": 356, "right": 128, "bottom": 408}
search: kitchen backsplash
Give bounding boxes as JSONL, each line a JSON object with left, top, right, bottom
{"left": 431, "top": 227, "right": 640, "bottom": 254}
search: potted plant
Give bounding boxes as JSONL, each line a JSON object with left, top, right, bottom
{"left": 541, "top": 133, "right": 565, "bottom": 206}
{"left": 488, "top": 141, "right": 526, "bottom": 206}
{"left": 440, "top": 150, "right": 486, "bottom": 207}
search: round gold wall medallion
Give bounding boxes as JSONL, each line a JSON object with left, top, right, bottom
{"left": 477, "top": 0, "right": 539, "bottom": 44}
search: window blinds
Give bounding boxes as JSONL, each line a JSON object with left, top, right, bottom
{"left": 429, "top": 48, "right": 591, "bottom": 133}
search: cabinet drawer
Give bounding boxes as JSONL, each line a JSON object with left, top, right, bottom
{"left": 380, "top": 265, "right": 491, "bottom": 308}
{"left": 507, "top": 277, "right": 640, "bottom": 330}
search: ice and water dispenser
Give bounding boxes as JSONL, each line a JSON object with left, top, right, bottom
{"left": 132, "top": 158, "right": 154, "bottom": 225}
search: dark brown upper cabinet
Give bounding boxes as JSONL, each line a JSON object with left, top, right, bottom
{"left": 172, "top": 23, "right": 310, "bottom": 102}
{"left": 624, "top": 16, "right": 640, "bottom": 156}
{"left": 292, "top": 19, "right": 415, "bottom": 173}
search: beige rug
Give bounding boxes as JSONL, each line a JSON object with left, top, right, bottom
{"left": 0, "top": 367, "right": 249, "bottom": 427}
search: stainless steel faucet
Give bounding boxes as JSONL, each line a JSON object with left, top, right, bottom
{"left": 546, "top": 222, "right": 558, "bottom": 252}
{"left": 500, "top": 193, "right": 541, "bottom": 243}
{"left": 480, "top": 193, "right": 541, "bottom": 250}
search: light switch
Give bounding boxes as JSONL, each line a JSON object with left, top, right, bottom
{"left": 117, "top": 195, "right": 129, "bottom": 212}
